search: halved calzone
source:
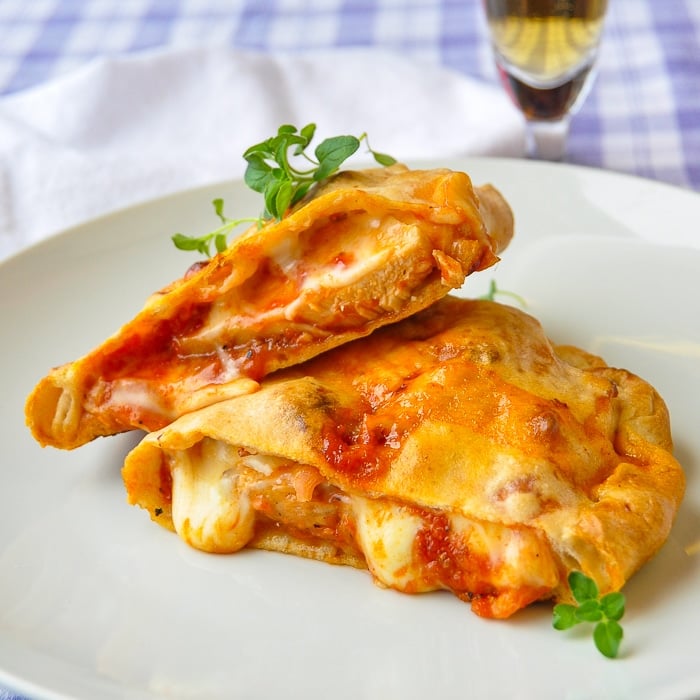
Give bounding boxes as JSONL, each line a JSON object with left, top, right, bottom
{"left": 122, "top": 297, "right": 685, "bottom": 619}
{"left": 26, "top": 164, "right": 513, "bottom": 450}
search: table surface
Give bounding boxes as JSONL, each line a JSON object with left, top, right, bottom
{"left": 0, "top": 0, "right": 698, "bottom": 192}
{"left": 0, "top": 2, "right": 698, "bottom": 699}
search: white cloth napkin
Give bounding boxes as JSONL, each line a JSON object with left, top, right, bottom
{"left": 0, "top": 46, "right": 524, "bottom": 261}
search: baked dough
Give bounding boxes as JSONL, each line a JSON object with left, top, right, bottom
{"left": 25, "top": 165, "right": 513, "bottom": 450}
{"left": 122, "top": 297, "right": 685, "bottom": 618}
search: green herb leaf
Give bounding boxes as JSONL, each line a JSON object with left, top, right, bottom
{"left": 553, "top": 571, "right": 626, "bottom": 659}
{"left": 313, "top": 135, "right": 361, "bottom": 181}
{"left": 263, "top": 179, "right": 284, "bottom": 221}
{"left": 274, "top": 179, "right": 294, "bottom": 219}
{"left": 171, "top": 232, "right": 211, "bottom": 255}
{"left": 212, "top": 198, "right": 226, "bottom": 223}
{"left": 600, "top": 592, "right": 626, "bottom": 621}
{"left": 552, "top": 603, "right": 578, "bottom": 630}
{"left": 214, "top": 232, "right": 228, "bottom": 254}
{"left": 298, "top": 122, "right": 316, "bottom": 149}
{"left": 593, "top": 620, "right": 624, "bottom": 659}
{"left": 174, "top": 123, "right": 395, "bottom": 256}
{"left": 575, "top": 599, "right": 603, "bottom": 623}
{"left": 291, "top": 181, "right": 314, "bottom": 206}
{"left": 569, "top": 570, "right": 599, "bottom": 603}
{"left": 243, "top": 155, "right": 273, "bottom": 193}
{"left": 372, "top": 150, "right": 398, "bottom": 166}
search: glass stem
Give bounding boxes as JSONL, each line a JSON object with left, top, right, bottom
{"left": 525, "top": 118, "right": 571, "bottom": 161}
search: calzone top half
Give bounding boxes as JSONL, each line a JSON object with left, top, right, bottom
{"left": 26, "top": 164, "right": 513, "bottom": 450}
{"left": 122, "top": 297, "right": 685, "bottom": 619}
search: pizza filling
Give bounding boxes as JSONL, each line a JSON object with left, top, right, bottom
{"left": 165, "top": 440, "right": 558, "bottom": 618}
{"left": 87, "top": 212, "right": 462, "bottom": 433}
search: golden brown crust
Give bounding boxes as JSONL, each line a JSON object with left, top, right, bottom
{"left": 122, "top": 297, "right": 685, "bottom": 615}
{"left": 26, "top": 165, "right": 513, "bottom": 450}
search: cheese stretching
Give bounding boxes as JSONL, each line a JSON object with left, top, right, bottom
{"left": 25, "top": 164, "right": 513, "bottom": 450}
{"left": 122, "top": 297, "right": 685, "bottom": 619}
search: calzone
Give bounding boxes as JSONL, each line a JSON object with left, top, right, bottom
{"left": 122, "top": 297, "right": 685, "bottom": 619}
{"left": 26, "top": 165, "right": 513, "bottom": 450}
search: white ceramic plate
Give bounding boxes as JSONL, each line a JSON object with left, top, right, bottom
{"left": 1, "top": 159, "right": 699, "bottom": 700}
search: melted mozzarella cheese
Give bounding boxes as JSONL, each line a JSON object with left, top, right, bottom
{"left": 449, "top": 515, "right": 557, "bottom": 590}
{"left": 102, "top": 376, "right": 261, "bottom": 422}
{"left": 187, "top": 217, "right": 414, "bottom": 354}
{"left": 238, "top": 452, "right": 289, "bottom": 476}
{"left": 352, "top": 495, "right": 436, "bottom": 593}
{"left": 303, "top": 246, "right": 391, "bottom": 291}
{"left": 102, "top": 378, "right": 167, "bottom": 417}
{"left": 297, "top": 220, "right": 397, "bottom": 292}
{"left": 170, "top": 439, "right": 255, "bottom": 554}
{"left": 166, "top": 447, "right": 558, "bottom": 600}
{"left": 268, "top": 235, "right": 302, "bottom": 275}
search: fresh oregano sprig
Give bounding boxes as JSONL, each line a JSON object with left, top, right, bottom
{"left": 479, "top": 279, "right": 527, "bottom": 307}
{"left": 243, "top": 123, "right": 395, "bottom": 220}
{"left": 553, "top": 571, "right": 626, "bottom": 659}
{"left": 171, "top": 198, "right": 259, "bottom": 258}
{"left": 172, "top": 123, "right": 395, "bottom": 256}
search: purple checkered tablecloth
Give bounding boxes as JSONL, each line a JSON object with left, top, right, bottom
{"left": 0, "top": 2, "right": 698, "bottom": 698}
{"left": 0, "top": 0, "right": 698, "bottom": 191}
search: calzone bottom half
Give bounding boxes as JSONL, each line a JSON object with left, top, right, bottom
{"left": 122, "top": 297, "right": 685, "bottom": 619}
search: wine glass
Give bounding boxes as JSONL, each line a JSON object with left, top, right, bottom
{"left": 483, "top": 0, "right": 609, "bottom": 160}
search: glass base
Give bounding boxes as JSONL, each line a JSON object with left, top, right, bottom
{"left": 525, "top": 119, "right": 571, "bottom": 161}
